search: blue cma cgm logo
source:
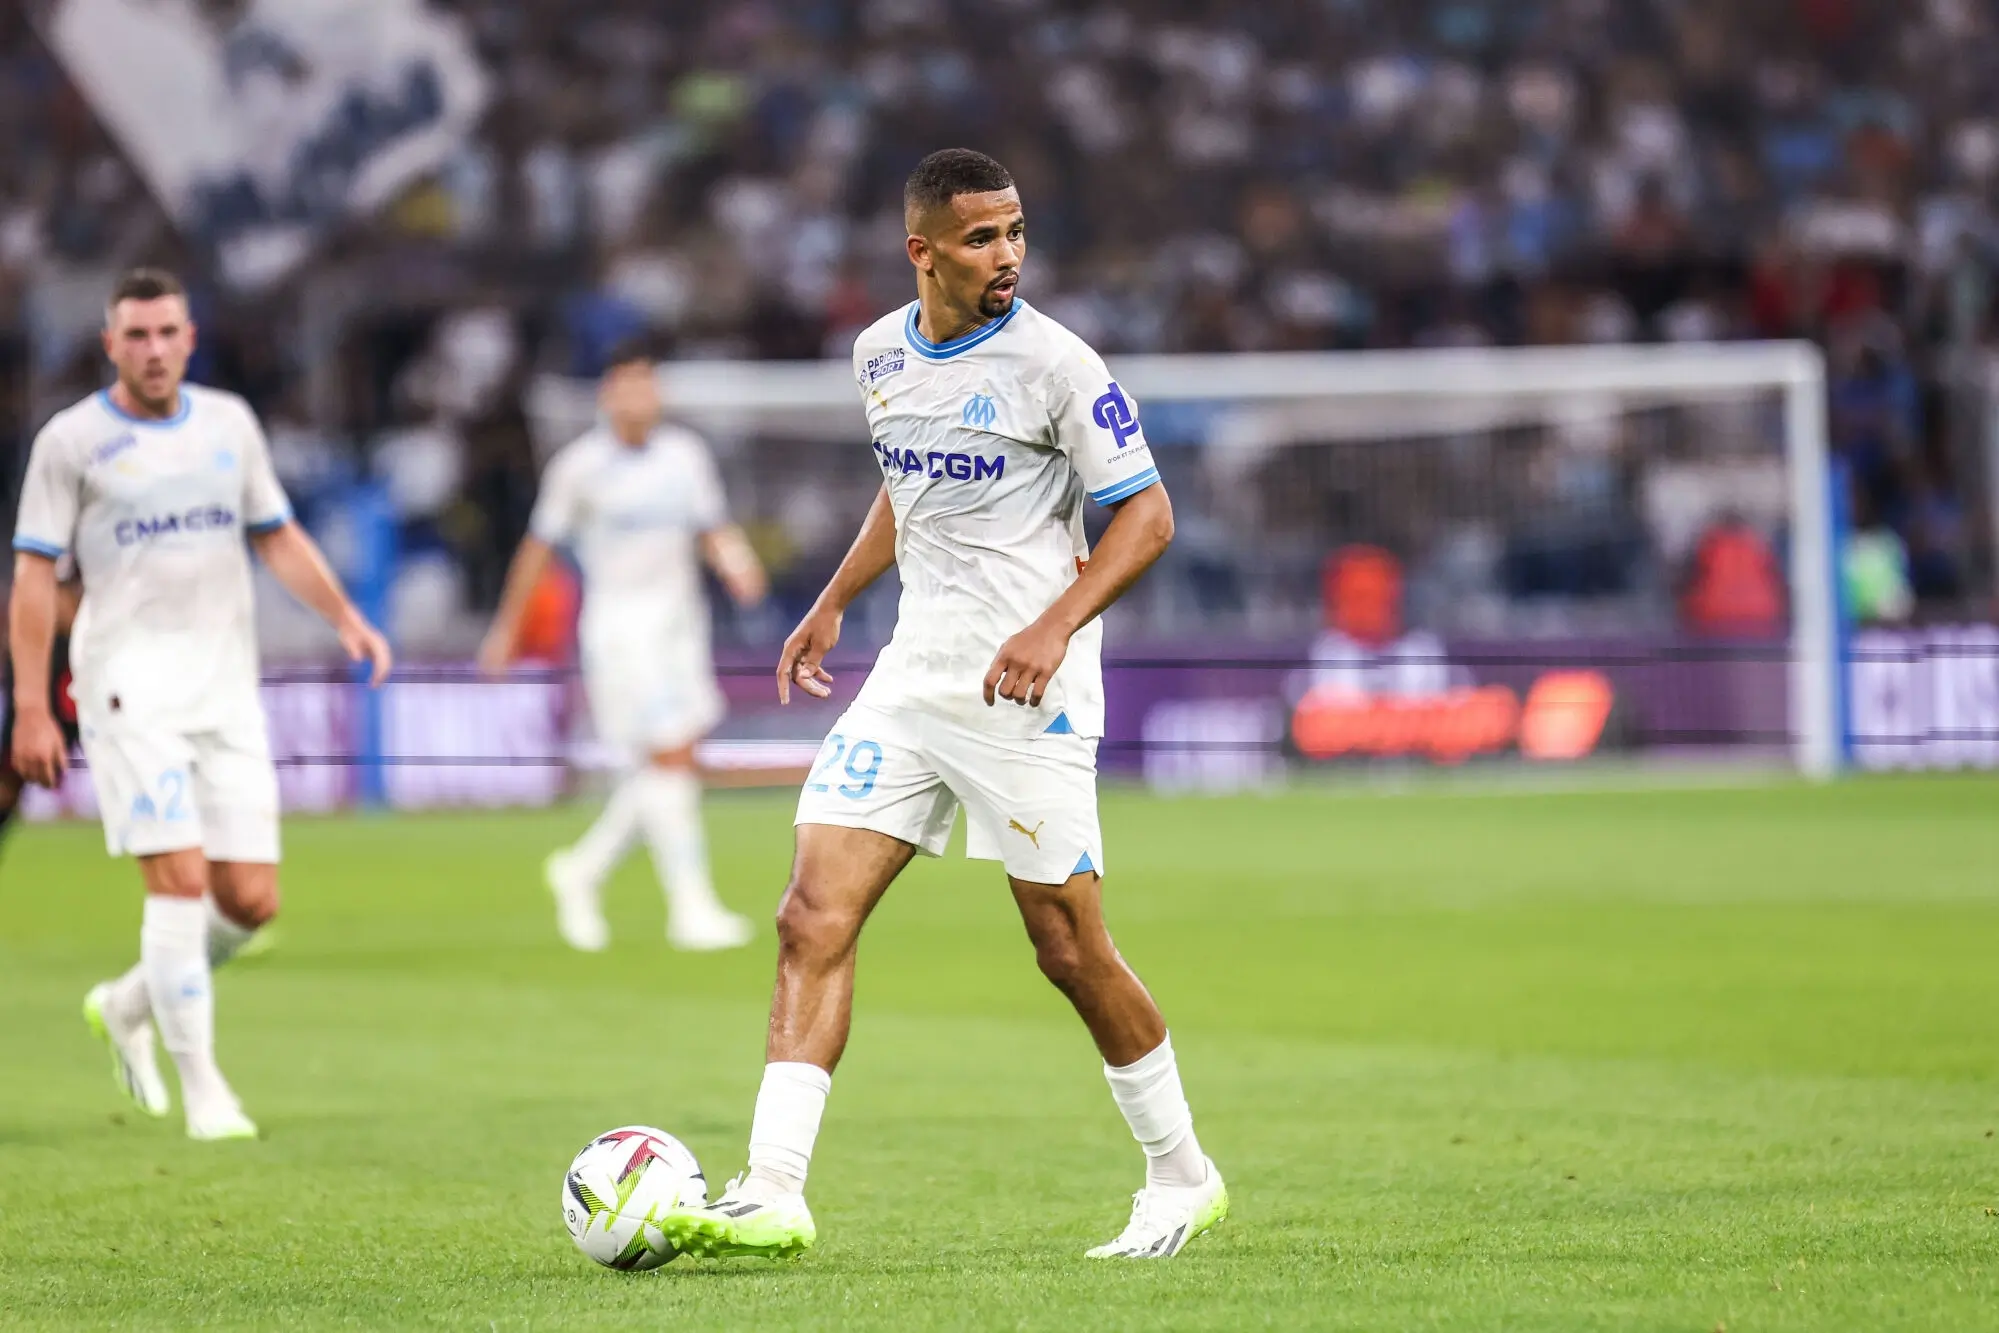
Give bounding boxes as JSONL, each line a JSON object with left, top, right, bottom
{"left": 1092, "top": 380, "right": 1142, "bottom": 449}
{"left": 875, "top": 441, "right": 1005, "bottom": 481}
{"left": 91, "top": 433, "right": 138, "bottom": 467}
{"left": 115, "top": 505, "right": 238, "bottom": 546}
{"left": 961, "top": 392, "right": 997, "bottom": 430}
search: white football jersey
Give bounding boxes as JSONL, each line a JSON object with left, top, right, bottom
{"left": 529, "top": 424, "right": 729, "bottom": 654}
{"left": 12, "top": 386, "right": 292, "bottom": 731}
{"left": 850, "top": 298, "right": 1161, "bottom": 738}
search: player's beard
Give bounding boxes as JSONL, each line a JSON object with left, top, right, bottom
{"left": 124, "top": 368, "right": 179, "bottom": 417}
{"left": 978, "top": 285, "right": 1016, "bottom": 320}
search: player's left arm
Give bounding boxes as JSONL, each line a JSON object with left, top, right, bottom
{"left": 687, "top": 442, "right": 767, "bottom": 607}
{"left": 985, "top": 484, "right": 1173, "bottom": 707}
{"left": 236, "top": 403, "right": 391, "bottom": 685}
{"left": 986, "top": 354, "right": 1173, "bottom": 707}
{"left": 700, "top": 525, "right": 768, "bottom": 607}
{"left": 250, "top": 523, "right": 392, "bottom": 687}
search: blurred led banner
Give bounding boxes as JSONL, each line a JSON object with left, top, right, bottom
{"left": 39, "top": 0, "right": 486, "bottom": 289}
{"left": 1849, "top": 626, "right": 1999, "bottom": 770}
{"left": 20, "top": 673, "right": 816, "bottom": 823}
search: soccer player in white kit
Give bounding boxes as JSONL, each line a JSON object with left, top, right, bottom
{"left": 480, "top": 345, "right": 768, "bottom": 952}
{"left": 9, "top": 268, "right": 392, "bottom": 1140}
{"left": 666, "top": 150, "right": 1227, "bottom": 1261}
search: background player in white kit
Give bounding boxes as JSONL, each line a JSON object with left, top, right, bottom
{"left": 480, "top": 344, "right": 768, "bottom": 952}
{"left": 666, "top": 150, "right": 1227, "bottom": 1261}
{"left": 9, "top": 268, "right": 391, "bottom": 1140}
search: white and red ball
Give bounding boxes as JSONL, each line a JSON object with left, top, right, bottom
{"left": 561, "top": 1126, "right": 706, "bottom": 1270}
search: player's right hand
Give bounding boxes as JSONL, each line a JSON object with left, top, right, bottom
{"left": 776, "top": 605, "right": 841, "bottom": 705}
{"left": 476, "top": 627, "right": 514, "bottom": 680}
{"left": 340, "top": 612, "right": 395, "bottom": 688}
{"left": 11, "top": 707, "right": 67, "bottom": 788}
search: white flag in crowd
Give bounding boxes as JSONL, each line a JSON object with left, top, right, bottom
{"left": 41, "top": 0, "right": 487, "bottom": 289}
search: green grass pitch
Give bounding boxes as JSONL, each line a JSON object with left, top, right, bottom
{"left": 3, "top": 775, "right": 1997, "bottom": 1330}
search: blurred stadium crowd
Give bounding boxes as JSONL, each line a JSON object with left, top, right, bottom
{"left": 3, "top": 0, "right": 1997, "bottom": 651}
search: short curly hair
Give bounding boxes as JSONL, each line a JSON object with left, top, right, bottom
{"left": 904, "top": 149, "right": 1014, "bottom": 228}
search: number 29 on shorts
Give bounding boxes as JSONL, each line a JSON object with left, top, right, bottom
{"left": 805, "top": 733, "right": 883, "bottom": 799}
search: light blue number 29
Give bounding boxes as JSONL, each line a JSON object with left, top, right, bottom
{"left": 806, "top": 734, "right": 883, "bottom": 800}
{"left": 838, "top": 741, "right": 883, "bottom": 799}
{"left": 805, "top": 734, "right": 847, "bottom": 793}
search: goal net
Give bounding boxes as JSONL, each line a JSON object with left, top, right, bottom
{"left": 529, "top": 340, "right": 1838, "bottom": 790}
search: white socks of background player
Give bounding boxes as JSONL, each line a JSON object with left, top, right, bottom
{"left": 205, "top": 896, "right": 257, "bottom": 967}
{"left": 562, "top": 776, "right": 644, "bottom": 891}
{"left": 1104, "top": 1034, "right": 1210, "bottom": 1191}
{"left": 633, "top": 768, "right": 729, "bottom": 921}
{"left": 105, "top": 895, "right": 258, "bottom": 1028}
{"left": 140, "top": 895, "right": 232, "bottom": 1109}
{"left": 743, "top": 1061, "right": 832, "bottom": 1199}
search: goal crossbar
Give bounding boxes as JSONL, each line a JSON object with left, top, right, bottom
{"left": 528, "top": 341, "right": 1836, "bottom": 779}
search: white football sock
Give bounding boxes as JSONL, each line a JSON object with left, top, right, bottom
{"left": 633, "top": 767, "right": 727, "bottom": 919}
{"left": 141, "top": 895, "right": 230, "bottom": 1109}
{"left": 564, "top": 775, "right": 643, "bottom": 889}
{"left": 103, "top": 962, "right": 151, "bottom": 1029}
{"left": 744, "top": 1061, "right": 832, "bottom": 1198}
{"left": 1103, "top": 1033, "right": 1209, "bottom": 1190}
{"left": 206, "top": 895, "right": 258, "bottom": 968}
{"left": 106, "top": 895, "right": 260, "bottom": 1027}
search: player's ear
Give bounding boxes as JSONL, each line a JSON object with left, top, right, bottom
{"left": 905, "top": 232, "right": 931, "bottom": 273}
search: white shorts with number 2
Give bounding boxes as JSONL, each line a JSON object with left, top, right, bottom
{"left": 793, "top": 703, "right": 1103, "bottom": 884}
{"left": 78, "top": 708, "right": 280, "bottom": 863}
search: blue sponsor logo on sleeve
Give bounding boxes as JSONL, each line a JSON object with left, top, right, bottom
{"left": 1091, "top": 381, "right": 1143, "bottom": 449}
{"left": 90, "top": 433, "right": 138, "bottom": 467}
{"left": 864, "top": 347, "right": 907, "bottom": 387}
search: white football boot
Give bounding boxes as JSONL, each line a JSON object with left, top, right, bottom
{"left": 545, "top": 849, "right": 610, "bottom": 952}
{"left": 1086, "top": 1158, "right": 1229, "bottom": 1258}
{"left": 666, "top": 906, "right": 754, "bottom": 952}
{"left": 82, "top": 982, "right": 170, "bottom": 1118}
{"left": 185, "top": 1095, "right": 259, "bottom": 1142}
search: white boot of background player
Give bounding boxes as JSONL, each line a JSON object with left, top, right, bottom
{"left": 85, "top": 895, "right": 263, "bottom": 1122}
{"left": 131, "top": 894, "right": 257, "bottom": 1139}
{"left": 634, "top": 766, "right": 751, "bottom": 950}
{"left": 545, "top": 775, "right": 646, "bottom": 951}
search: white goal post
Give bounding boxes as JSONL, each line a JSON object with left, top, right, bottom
{"left": 529, "top": 341, "right": 1837, "bottom": 779}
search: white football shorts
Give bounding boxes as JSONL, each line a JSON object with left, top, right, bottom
{"left": 793, "top": 702, "right": 1103, "bottom": 884}
{"left": 582, "top": 634, "right": 725, "bottom": 759}
{"left": 78, "top": 707, "right": 280, "bottom": 863}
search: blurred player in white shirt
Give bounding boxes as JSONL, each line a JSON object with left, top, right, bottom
{"left": 9, "top": 268, "right": 391, "bottom": 1140}
{"left": 480, "top": 345, "right": 768, "bottom": 952}
{"left": 667, "top": 151, "right": 1225, "bottom": 1262}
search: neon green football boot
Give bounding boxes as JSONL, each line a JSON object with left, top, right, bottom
{"left": 662, "top": 1176, "right": 816, "bottom": 1260}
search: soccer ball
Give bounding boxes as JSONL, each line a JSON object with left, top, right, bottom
{"left": 561, "top": 1125, "right": 707, "bottom": 1270}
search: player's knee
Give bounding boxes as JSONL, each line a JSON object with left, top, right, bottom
{"left": 211, "top": 869, "right": 280, "bottom": 928}
{"left": 148, "top": 857, "right": 209, "bottom": 899}
{"left": 1031, "top": 930, "right": 1087, "bottom": 996}
{"left": 230, "top": 883, "right": 279, "bottom": 929}
{"left": 773, "top": 875, "right": 858, "bottom": 959}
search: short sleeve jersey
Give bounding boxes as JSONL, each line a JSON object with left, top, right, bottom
{"left": 528, "top": 424, "right": 728, "bottom": 645}
{"left": 848, "top": 299, "right": 1161, "bottom": 738}
{"left": 12, "top": 386, "right": 292, "bottom": 731}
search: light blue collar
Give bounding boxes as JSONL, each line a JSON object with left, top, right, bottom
{"left": 904, "top": 299, "right": 1025, "bottom": 360}
{"left": 99, "top": 387, "right": 191, "bottom": 427}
